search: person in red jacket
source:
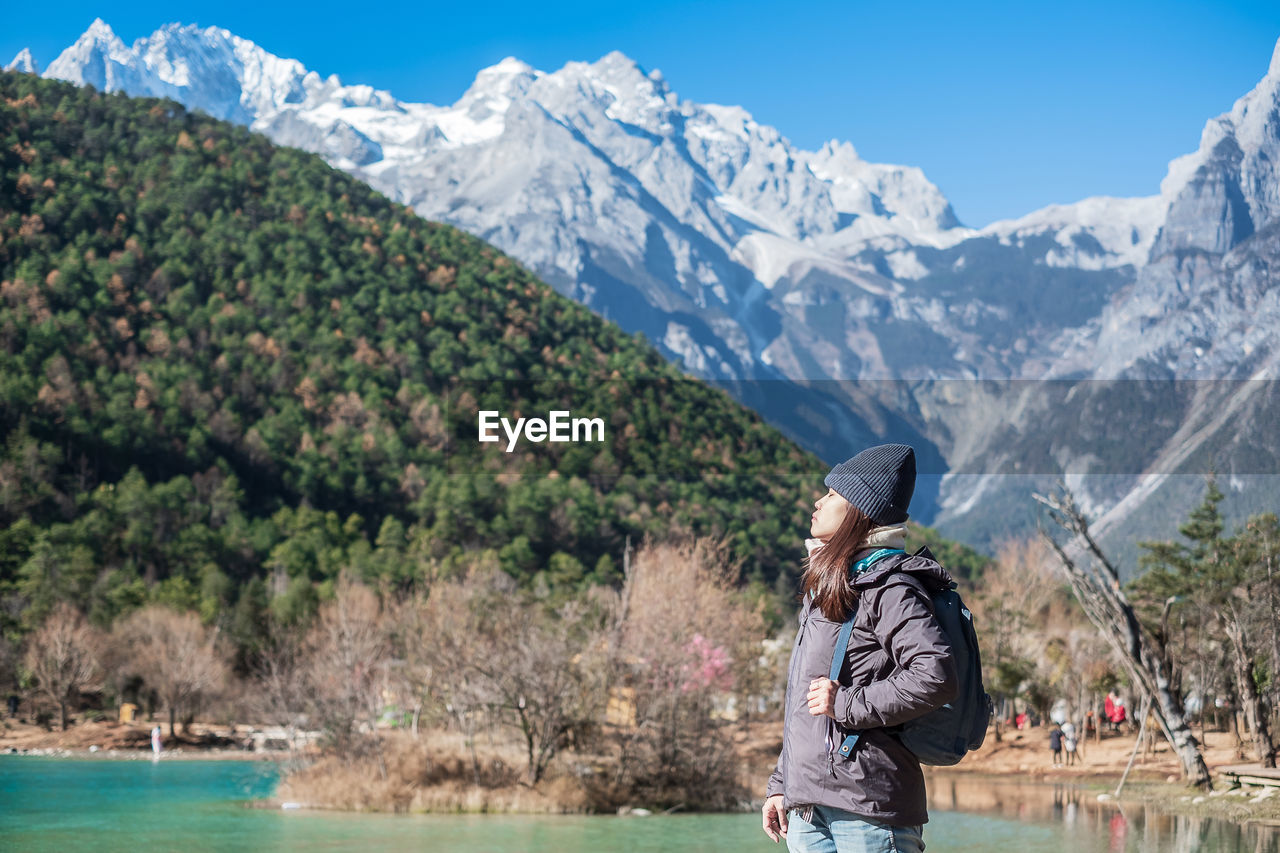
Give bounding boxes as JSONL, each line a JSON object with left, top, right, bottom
{"left": 1105, "top": 690, "right": 1127, "bottom": 733}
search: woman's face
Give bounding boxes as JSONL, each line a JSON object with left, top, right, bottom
{"left": 810, "top": 487, "right": 851, "bottom": 541}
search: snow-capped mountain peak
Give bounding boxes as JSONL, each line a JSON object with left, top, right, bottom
{"left": 43, "top": 20, "right": 320, "bottom": 124}
{"left": 462, "top": 56, "right": 538, "bottom": 99}
{"left": 36, "top": 18, "right": 1184, "bottom": 386}
{"left": 44, "top": 17, "right": 131, "bottom": 91}
{"left": 477, "top": 56, "right": 536, "bottom": 78}
{"left": 85, "top": 17, "right": 121, "bottom": 45}
{"left": 803, "top": 138, "right": 962, "bottom": 242}
{"left": 4, "top": 48, "right": 38, "bottom": 74}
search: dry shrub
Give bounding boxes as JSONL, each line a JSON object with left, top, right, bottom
{"left": 395, "top": 561, "right": 607, "bottom": 787}
{"left": 277, "top": 537, "right": 769, "bottom": 813}
{"left": 588, "top": 533, "right": 768, "bottom": 811}
{"left": 277, "top": 729, "right": 588, "bottom": 814}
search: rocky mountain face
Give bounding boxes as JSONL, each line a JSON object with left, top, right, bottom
{"left": 13, "top": 21, "right": 1280, "bottom": 556}
{"left": 925, "top": 40, "right": 1280, "bottom": 560}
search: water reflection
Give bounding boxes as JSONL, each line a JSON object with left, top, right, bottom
{"left": 925, "top": 774, "right": 1280, "bottom": 853}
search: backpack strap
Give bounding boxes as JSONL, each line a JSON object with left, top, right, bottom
{"left": 828, "top": 547, "right": 906, "bottom": 760}
{"left": 832, "top": 611, "right": 861, "bottom": 759}
{"left": 829, "top": 617, "right": 856, "bottom": 682}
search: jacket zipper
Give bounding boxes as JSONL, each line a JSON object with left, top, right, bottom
{"left": 806, "top": 592, "right": 838, "bottom": 779}
{"left": 780, "top": 597, "right": 811, "bottom": 801}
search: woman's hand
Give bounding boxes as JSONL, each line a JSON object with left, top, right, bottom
{"left": 807, "top": 677, "right": 837, "bottom": 718}
{"left": 762, "top": 794, "right": 788, "bottom": 842}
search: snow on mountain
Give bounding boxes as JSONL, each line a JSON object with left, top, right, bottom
{"left": 1081, "top": 37, "right": 1280, "bottom": 380}
{"left": 927, "top": 35, "right": 1280, "bottom": 553}
{"left": 803, "top": 139, "right": 961, "bottom": 249}
{"left": 975, "top": 195, "right": 1166, "bottom": 270}
{"left": 1152, "top": 38, "right": 1280, "bottom": 257}
{"left": 33, "top": 19, "right": 1170, "bottom": 388}
{"left": 5, "top": 48, "right": 38, "bottom": 74}
{"left": 21, "top": 19, "right": 1280, "bottom": 549}
{"left": 24, "top": 23, "right": 971, "bottom": 371}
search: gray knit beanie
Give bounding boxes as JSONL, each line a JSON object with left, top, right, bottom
{"left": 824, "top": 443, "right": 916, "bottom": 525}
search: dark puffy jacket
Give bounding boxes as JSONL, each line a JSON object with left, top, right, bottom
{"left": 765, "top": 548, "right": 959, "bottom": 826}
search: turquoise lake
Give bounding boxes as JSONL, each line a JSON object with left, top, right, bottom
{"left": 2, "top": 757, "right": 1278, "bottom": 851}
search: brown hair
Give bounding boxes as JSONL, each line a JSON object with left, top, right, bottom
{"left": 800, "top": 504, "right": 878, "bottom": 622}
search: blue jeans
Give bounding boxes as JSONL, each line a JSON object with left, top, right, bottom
{"left": 786, "top": 804, "right": 925, "bottom": 853}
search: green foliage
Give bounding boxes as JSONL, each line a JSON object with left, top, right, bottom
{"left": 0, "top": 72, "right": 846, "bottom": 662}
{"left": 1128, "top": 475, "right": 1227, "bottom": 631}
{"left": 992, "top": 658, "right": 1034, "bottom": 705}
{"left": 1127, "top": 476, "right": 1280, "bottom": 739}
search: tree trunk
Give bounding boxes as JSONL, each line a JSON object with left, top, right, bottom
{"left": 169, "top": 705, "right": 176, "bottom": 739}
{"left": 1224, "top": 620, "right": 1276, "bottom": 767}
{"left": 1140, "top": 638, "right": 1213, "bottom": 786}
{"left": 518, "top": 705, "right": 538, "bottom": 786}
{"left": 1230, "top": 705, "right": 1245, "bottom": 752}
{"left": 454, "top": 707, "right": 480, "bottom": 787}
{"left": 1034, "top": 487, "right": 1212, "bottom": 788}
{"left": 59, "top": 700, "right": 68, "bottom": 732}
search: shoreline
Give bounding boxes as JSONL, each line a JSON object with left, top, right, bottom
{"left": 9, "top": 718, "right": 1280, "bottom": 829}
{"left": 0, "top": 718, "right": 303, "bottom": 762}
{"left": 9, "top": 744, "right": 1280, "bottom": 833}
{"left": 2, "top": 746, "right": 284, "bottom": 761}
{"left": 12, "top": 747, "right": 1279, "bottom": 833}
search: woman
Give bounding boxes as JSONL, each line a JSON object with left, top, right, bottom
{"left": 761, "top": 443, "right": 958, "bottom": 853}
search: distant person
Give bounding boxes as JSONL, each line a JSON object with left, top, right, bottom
{"left": 762, "top": 444, "right": 957, "bottom": 853}
{"left": 151, "top": 725, "right": 163, "bottom": 757}
{"left": 1049, "top": 724, "right": 1063, "bottom": 767}
{"left": 1105, "top": 691, "right": 1126, "bottom": 734}
{"left": 5, "top": 694, "right": 17, "bottom": 718}
{"left": 1084, "top": 710, "right": 1097, "bottom": 739}
{"left": 1062, "top": 721, "right": 1078, "bottom": 766}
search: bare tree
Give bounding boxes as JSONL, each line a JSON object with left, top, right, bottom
{"left": 244, "top": 625, "right": 315, "bottom": 766}
{"left": 23, "top": 603, "right": 101, "bottom": 730}
{"left": 1225, "top": 513, "right": 1280, "bottom": 766}
{"left": 404, "top": 563, "right": 605, "bottom": 787}
{"left": 1128, "top": 479, "right": 1277, "bottom": 767}
{"left": 298, "top": 574, "right": 392, "bottom": 756}
{"left": 396, "top": 574, "right": 490, "bottom": 783}
{"left": 116, "top": 606, "right": 230, "bottom": 738}
{"left": 480, "top": 596, "right": 605, "bottom": 786}
{"left": 1034, "top": 484, "right": 1211, "bottom": 787}
{"left": 970, "top": 537, "right": 1058, "bottom": 739}
{"left": 599, "top": 533, "right": 768, "bottom": 810}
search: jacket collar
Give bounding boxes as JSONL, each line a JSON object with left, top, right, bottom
{"left": 852, "top": 546, "right": 955, "bottom": 590}
{"left": 804, "top": 523, "right": 907, "bottom": 559}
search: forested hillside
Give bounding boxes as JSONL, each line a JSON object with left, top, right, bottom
{"left": 0, "top": 70, "right": 846, "bottom": 642}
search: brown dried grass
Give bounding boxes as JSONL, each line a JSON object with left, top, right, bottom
{"left": 276, "top": 729, "right": 593, "bottom": 813}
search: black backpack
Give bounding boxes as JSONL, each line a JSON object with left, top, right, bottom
{"left": 830, "top": 545, "right": 992, "bottom": 766}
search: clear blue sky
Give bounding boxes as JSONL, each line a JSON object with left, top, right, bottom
{"left": 6, "top": 1, "right": 1280, "bottom": 226}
